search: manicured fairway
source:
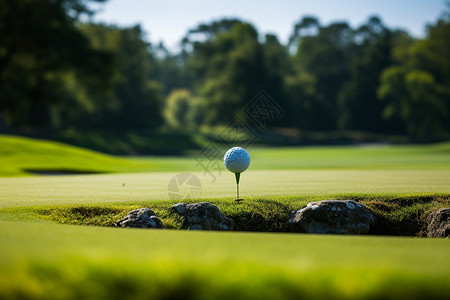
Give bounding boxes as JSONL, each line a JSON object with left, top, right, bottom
{"left": 1, "top": 221, "right": 449, "bottom": 300}
{"left": 0, "top": 170, "right": 449, "bottom": 300}
{"left": 0, "top": 170, "right": 449, "bottom": 208}
{"left": 250, "top": 143, "right": 450, "bottom": 170}
{"left": 1, "top": 135, "right": 449, "bottom": 299}
{"left": 1, "top": 135, "right": 450, "bottom": 176}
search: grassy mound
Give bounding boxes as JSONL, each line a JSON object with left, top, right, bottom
{"left": 3, "top": 194, "right": 448, "bottom": 236}
{"left": 0, "top": 134, "right": 195, "bottom": 176}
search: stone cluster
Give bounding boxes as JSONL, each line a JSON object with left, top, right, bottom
{"left": 113, "top": 201, "right": 449, "bottom": 238}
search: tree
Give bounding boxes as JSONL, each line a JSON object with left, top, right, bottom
{"left": 293, "top": 20, "right": 354, "bottom": 130}
{"left": 288, "top": 16, "right": 320, "bottom": 53}
{"left": 187, "top": 21, "right": 266, "bottom": 125}
{"left": 378, "top": 14, "right": 450, "bottom": 137}
{"left": 163, "top": 89, "right": 204, "bottom": 129}
{"left": 0, "top": 0, "right": 111, "bottom": 131}
{"left": 152, "top": 42, "right": 192, "bottom": 96}
{"left": 79, "top": 24, "right": 164, "bottom": 130}
{"left": 337, "top": 16, "right": 399, "bottom": 133}
{"left": 261, "top": 34, "right": 292, "bottom": 126}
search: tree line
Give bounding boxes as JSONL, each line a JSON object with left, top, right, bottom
{"left": 1, "top": 0, "right": 449, "bottom": 139}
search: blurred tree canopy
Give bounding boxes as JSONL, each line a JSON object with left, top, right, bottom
{"left": 0, "top": 0, "right": 449, "bottom": 140}
{"left": 78, "top": 24, "right": 163, "bottom": 130}
{"left": 0, "top": 0, "right": 112, "bottom": 130}
{"left": 186, "top": 20, "right": 267, "bottom": 124}
{"left": 163, "top": 89, "right": 204, "bottom": 129}
{"left": 0, "top": 0, "right": 162, "bottom": 132}
{"left": 378, "top": 13, "right": 450, "bottom": 136}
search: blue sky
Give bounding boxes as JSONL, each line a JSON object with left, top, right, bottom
{"left": 90, "top": 0, "right": 447, "bottom": 51}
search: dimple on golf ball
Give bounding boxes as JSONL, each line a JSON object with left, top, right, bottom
{"left": 224, "top": 147, "right": 250, "bottom": 173}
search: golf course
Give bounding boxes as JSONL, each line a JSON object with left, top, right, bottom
{"left": 3, "top": 1, "right": 450, "bottom": 298}
{"left": 1, "top": 134, "right": 449, "bottom": 299}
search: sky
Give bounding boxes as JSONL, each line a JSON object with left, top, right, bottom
{"left": 90, "top": 0, "right": 447, "bottom": 51}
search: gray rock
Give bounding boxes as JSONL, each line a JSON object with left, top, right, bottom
{"left": 289, "top": 200, "right": 374, "bottom": 234}
{"left": 115, "top": 208, "right": 164, "bottom": 229}
{"left": 171, "top": 203, "right": 188, "bottom": 214}
{"left": 170, "top": 202, "right": 234, "bottom": 231}
{"left": 426, "top": 208, "right": 450, "bottom": 238}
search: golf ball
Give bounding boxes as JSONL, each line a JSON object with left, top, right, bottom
{"left": 224, "top": 147, "right": 250, "bottom": 173}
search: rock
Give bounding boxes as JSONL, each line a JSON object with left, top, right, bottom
{"left": 170, "top": 202, "right": 234, "bottom": 231}
{"left": 115, "top": 208, "right": 164, "bottom": 229}
{"left": 426, "top": 208, "right": 450, "bottom": 238}
{"left": 289, "top": 200, "right": 374, "bottom": 234}
{"left": 171, "top": 203, "right": 188, "bottom": 215}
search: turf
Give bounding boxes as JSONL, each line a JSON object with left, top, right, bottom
{"left": 1, "top": 170, "right": 449, "bottom": 208}
{"left": 250, "top": 143, "right": 450, "bottom": 170}
{"left": 1, "top": 221, "right": 449, "bottom": 300}
{"left": 0, "top": 134, "right": 194, "bottom": 176}
{"left": 1, "top": 135, "right": 450, "bottom": 299}
{"left": 1, "top": 170, "right": 449, "bottom": 299}
{"left": 1, "top": 134, "right": 450, "bottom": 177}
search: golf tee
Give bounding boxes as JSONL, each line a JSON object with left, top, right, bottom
{"left": 235, "top": 173, "right": 240, "bottom": 200}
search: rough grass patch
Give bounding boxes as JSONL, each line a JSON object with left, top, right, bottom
{"left": 21, "top": 194, "right": 449, "bottom": 236}
{"left": 36, "top": 205, "right": 135, "bottom": 226}
{"left": 217, "top": 200, "right": 294, "bottom": 232}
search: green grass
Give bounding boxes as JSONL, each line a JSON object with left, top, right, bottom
{"left": 250, "top": 143, "right": 450, "bottom": 170}
{"left": 0, "top": 134, "right": 195, "bottom": 176}
{"left": 53, "top": 129, "right": 213, "bottom": 155}
{"left": 0, "top": 170, "right": 449, "bottom": 299}
{"left": 1, "top": 135, "right": 450, "bottom": 299}
{"left": 1, "top": 170, "right": 449, "bottom": 208}
{"left": 1, "top": 221, "right": 450, "bottom": 300}
{"left": 2, "top": 195, "right": 448, "bottom": 234}
{"left": 2, "top": 134, "right": 450, "bottom": 177}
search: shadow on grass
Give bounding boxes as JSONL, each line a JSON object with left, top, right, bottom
{"left": 23, "top": 168, "right": 110, "bottom": 175}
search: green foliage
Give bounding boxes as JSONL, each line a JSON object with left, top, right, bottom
{"left": 78, "top": 24, "right": 164, "bottom": 130}
{"left": 1, "top": 3, "right": 450, "bottom": 139}
{"left": 153, "top": 42, "right": 193, "bottom": 95}
{"left": 292, "top": 21, "right": 353, "bottom": 130}
{"left": 0, "top": 0, "right": 113, "bottom": 130}
{"left": 338, "top": 17, "right": 396, "bottom": 132}
{"left": 187, "top": 21, "right": 267, "bottom": 124}
{"left": 163, "top": 89, "right": 205, "bottom": 129}
{"left": 176, "top": 12, "right": 450, "bottom": 138}
{"left": 378, "top": 15, "right": 450, "bottom": 137}
{"left": 2, "top": 4, "right": 450, "bottom": 139}
{"left": 0, "top": 2, "right": 164, "bottom": 132}
{"left": 261, "top": 34, "right": 293, "bottom": 126}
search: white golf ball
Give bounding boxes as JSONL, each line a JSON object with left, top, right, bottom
{"left": 224, "top": 147, "right": 250, "bottom": 173}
